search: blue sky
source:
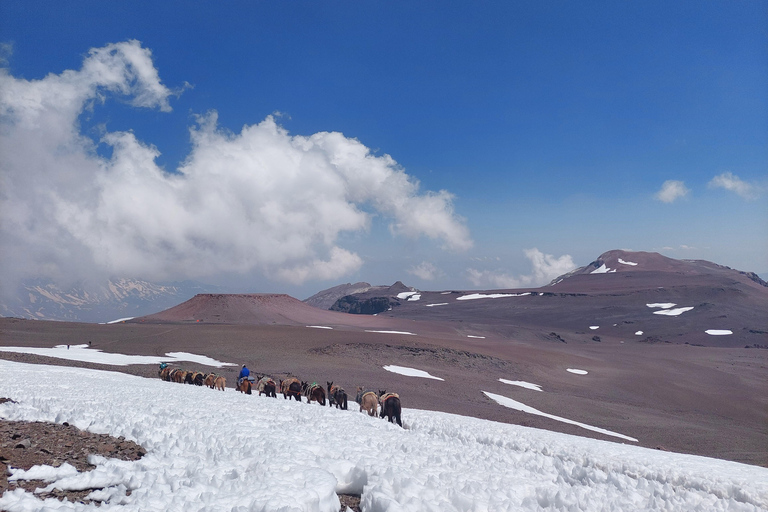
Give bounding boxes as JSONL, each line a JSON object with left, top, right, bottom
{"left": 1, "top": 1, "right": 766, "bottom": 298}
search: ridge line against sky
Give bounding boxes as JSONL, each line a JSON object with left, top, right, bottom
{"left": 0, "top": 1, "right": 765, "bottom": 299}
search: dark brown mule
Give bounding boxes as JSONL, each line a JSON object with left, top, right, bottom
{"left": 327, "top": 382, "right": 348, "bottom": 410}
{"left": 256, "top": 376, "right": 277, "bottom": 398}
{"left": 378, "top": 391, "right": 402, "bottom": 427}
{"left": 356, "top": 388, "right": 378, "bottom": 417}
{"left": 302, "top": 381, "right": 326, "bottom": 405}
{"left": 280, "top": 378, "right": 302, "bottom": 402}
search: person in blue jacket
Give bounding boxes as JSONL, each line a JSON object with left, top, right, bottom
{"left": 238, "top": 364, "right": 250, "bottom": 386}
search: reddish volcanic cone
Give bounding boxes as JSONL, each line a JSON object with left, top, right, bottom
{"left": 134, "top": 293, "right": 359, "bottom": 326}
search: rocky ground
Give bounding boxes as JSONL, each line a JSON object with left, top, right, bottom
{"left": 0, "top": 398, "right": 145, "bottom": 504}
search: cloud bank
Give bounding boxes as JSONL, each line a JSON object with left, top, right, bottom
{"left": 0, "top": 41, "right": 472, "bottom": 289}
{"left": 467, "top": 249, "right": 575, "bottom": 289}
{"left": 655, "top": 180, "right": 689, "bottom": 203}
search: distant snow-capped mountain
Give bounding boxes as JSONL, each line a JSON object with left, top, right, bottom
{"left": 1, "top": 278, "right": 221, "bottom": 323}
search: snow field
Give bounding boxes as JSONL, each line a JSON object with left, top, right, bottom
{"left": 0, "top": 346, "right": 235, "bottom": 368}
{"left": 1, "top": 361, "right": 767, "bottom": 511}
{"left": 498, "top": 379, "right": 543, "bottom": 392}
{"left": 382, "top": 365, "right": 444, "bottom": 381}
{"left": 456, "top": 293, "right": 530, "bottom": 301}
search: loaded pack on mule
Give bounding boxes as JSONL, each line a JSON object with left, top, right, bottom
{"left": 185, "top": 371, "right": 205, "bottom": 386}
{"left": 327, "top": 382, "right": 348, "bottom": 410}
{"left": 158, "top": 364, "right": 225, "bottom": 391}
{"left": 378, "top": 390, "right": 403, "bottom": 427}
{"left": 256, "top": 375, "right": 277, "bottom": 398}
{"left": 302, "top": 381, "right": 326, "bottom": 405}
{"left": 356, "top": 387, "right": 379, "bottom": 417}
{"left": 280, "top": 377, "right": 302, "bottom": 402}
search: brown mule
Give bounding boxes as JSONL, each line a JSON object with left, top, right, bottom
{"left": 256, "top": 376, "right": 277, "bottom": 397}
{"left": 237, "top": 379, "right": 252, "bottom": 394}
{"left": 356, "top": 388, "right": 378, "bottom": 417}
{"left": 301, "top": 381, "right": 326, "bottom": 405}
{"left": 280, "top": 378, "right": 302, "bottom": 402}
{"left": 378, "top": 391, "right": 402, "bottom": 427}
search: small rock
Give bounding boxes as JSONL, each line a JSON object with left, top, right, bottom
{"left": 14, "top": 439, "right": 31, "bottom": 449}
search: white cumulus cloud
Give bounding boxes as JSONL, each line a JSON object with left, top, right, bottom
{"left": 708, "top": 172, "right": 759, "bottom": 200}
{"left": 467, "top": 249, "right": 575, "bottom": 289}
{"left": 0, "top": 40, "right": 472, "bottom": 290}
{"left": 655, "top": 180, "right": 689, "bottom": 203}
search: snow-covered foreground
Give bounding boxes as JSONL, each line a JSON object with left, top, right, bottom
{"left": 1, "top": 361, "right": 766, "bottom": 512}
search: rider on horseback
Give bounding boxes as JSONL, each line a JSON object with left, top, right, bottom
{"left": 238, "top": 364, "right": 250, "bottom": 387}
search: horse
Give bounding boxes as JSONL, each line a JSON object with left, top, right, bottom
{"left": 356, "top": 387, "right": 378, "bottom": 417}
{"left": 192, "top": 372, "right": 205, "bottom": 386}
{"left": 302, "top": 381, "right": 326, "bottom": 405}
{"left": 280, "top": 378, "right": 302, "bottom": 402}
{"left": 327, "top": 381, "right": 348, "bottom": 410}
{"left": 256, "top": 376, "right": 277, "bottom": 398}
{"left": 378, "top": 391, "right": 402, "bottom": 427}
{"left": 159, "top": 366, "right": 172, "bottom": 381}
{"left": 213, "top": 375, "right": 226, "bottom": 391}
{"left": 236, "top": 378, "right": 253, "bottom": 394}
